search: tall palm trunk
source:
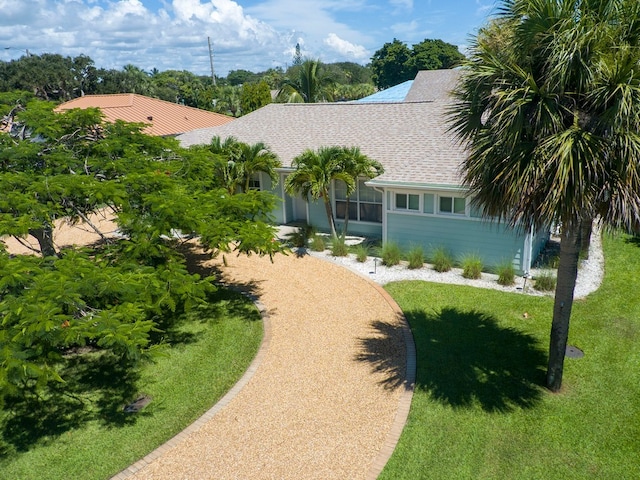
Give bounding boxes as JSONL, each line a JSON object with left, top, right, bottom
{"left": 546, "top": 224, "right": 581, "bottom": 392}
{"left": 342, "top": 197, "right": 351, "bottom": 238}
{"left": 322, "top": 194, "right": 338, "bottom": 238}
{"left": 579, "top": 217, "right": 593, "bottom": 259}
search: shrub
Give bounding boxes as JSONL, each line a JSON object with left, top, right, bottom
{"left": 310, "top": 234, "right": 326, "bottom": 252}
{"left": 534, "top": 270, "right": 557, "bottom": 291}
{"left": 407, "top": 246, "right": 425, "bottom": 270}
{"left": 381, "top": 242, "right": 402, "bottom": 266}
{"left": 431, "top": 247, "right": 453, "bottom": 272}
{"left": 354, "top": 244, "right": 369, "bottom": 263}
{"left": 461, "top": 254, "right": 483, "bottom": 279}
{"left": 331, "top": 235, "right": 349, "bottom": 257}
{"left": 496, "top": 262, "right": 516, "bottom": 286}
{"left": 288, "top": 224, "right": 314, "bottom": 248}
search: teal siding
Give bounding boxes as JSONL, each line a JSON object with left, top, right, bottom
{"left": 532, "top": 227, "right": 551, "bottom": 262}
{"left": 335, "top": 220, "right": 382, "bottom": 238}
{"left": 307, "top": 200, "right": 330, "bottom": 230}
{"left": 262, "top": 175, "right": 285, "bottom": 224}
{"left": 386, "top": 213, "right": 529, "bottom": 274}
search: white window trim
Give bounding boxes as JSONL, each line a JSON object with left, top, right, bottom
{"left": 437, "top": 194, "right": 467, "bottom": 216}
{"left": 392, "top": 190, "right": 422, "bottom": 213}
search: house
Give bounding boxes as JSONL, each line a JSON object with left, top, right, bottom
{"left": 178, "top": 70, "right": 548, "bottom": 275}
{"left": 56, "top": 94, "right": 233, "bottom": 136}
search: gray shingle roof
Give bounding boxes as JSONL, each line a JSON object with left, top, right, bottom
{"left": 178, "top": 69, "right": 466, "bottom": 187}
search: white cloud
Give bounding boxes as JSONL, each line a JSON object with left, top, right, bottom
{"left": 323, "top": 33, "right": 368, "bottom": 60}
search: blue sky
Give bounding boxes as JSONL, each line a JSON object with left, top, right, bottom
{"left": 0, "top": 0, "right": 496, "bottom": 76}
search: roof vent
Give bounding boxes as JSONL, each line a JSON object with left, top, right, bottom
{"left": 147, "top": 116, "right": 153, "bottom": 121}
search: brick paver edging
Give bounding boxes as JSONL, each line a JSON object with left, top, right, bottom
{"left": 363, "top": 282, "right": 417, "bottom": 480}
{"left": 110, "top": 290, "right": 271, "bottom": 480}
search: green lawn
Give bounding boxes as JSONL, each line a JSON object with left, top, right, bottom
{"left": 0, "top": 288, "right": 263, "bottom": 480}
{"left": 381, "top": 233, "right": 640, "bottom": 479}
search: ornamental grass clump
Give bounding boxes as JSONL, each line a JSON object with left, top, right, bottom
{"left": 381, "top": 242, "right": 402, "bottom": 266}
{"left": 461, "top": 254, "right": 483, "bottom": 279}
{"left": 331, "top": 235, "right": 349, "bottom": 257}
{"left": 355, "top": 243, "right": 369, "bottom": 263}
{"left": 496, "top": 261, "right": 516, "bottom": 286}
{"left": 534, "top": 270, "right": 557, "bottom": 292}
{"left": 310, "top": 234, "right": 326, "bottom": 252}
{"left": 431, "top": 247, "right": 453, "bottom": 272}
{"left": 407, "top": 246, "right": 425, "bottom": 270}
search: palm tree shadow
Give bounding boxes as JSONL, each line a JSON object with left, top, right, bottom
{"left": 410, "top": 307, "right": 545, "bottom": 412}
{"left": 355, "top": 318, "right": 409, "bottom": 391}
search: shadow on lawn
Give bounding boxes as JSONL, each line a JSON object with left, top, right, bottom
{"left": 1, "top": 353, "right": 143, "bottom": 455}
{"left": 407, "top": 307, "right": 546, "bottom": 412}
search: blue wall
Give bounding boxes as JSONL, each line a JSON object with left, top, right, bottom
{"left": 386, "top": 213, "right": 530, "bottom": 273}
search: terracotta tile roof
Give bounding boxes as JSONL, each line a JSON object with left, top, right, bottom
{"left": 55, "top": 94, "right": 234, "bottom": 136}
{"left": 178, "top": 70, "right": 466, "bottom": 187}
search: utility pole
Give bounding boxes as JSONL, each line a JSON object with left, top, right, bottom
{"left": 207, "top": 37, "right": 216, "bottom": 87}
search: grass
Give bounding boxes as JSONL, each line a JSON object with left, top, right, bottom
{"left": 461, "top": 253, "right": 483, "bottom": 279}
{"left": 0, "top": 288, "right": 263, "bottom": 480}
{"left": 309, "top": 234, "right": 326, "bottom": 252}
{"left": 496, "top": 261, "right": 516, "bottom": 286}
{"left": 381, "top": 242, "right": 402, "bottom": 266}
{"left": 430, "top": 246, "right": 453, "bottom": 272}
{"left": 534, "top": 270, "right": 557, "bottom": 291}
{"left": 406, "top": 246, "right": 425, "bottom": 270}
{"left": 330, "top": 235, "right": 349, "bottom": 257}
{"left": 379, "top": 233, "right": 640, "bottom": 479}
{"left": 354, "top": 243, "right": 369, "bottom": 263}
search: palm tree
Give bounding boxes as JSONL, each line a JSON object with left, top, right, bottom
{"left": 208, "top": 136, "right": 280, "bottom": 194}
{"left": 277, "top": 59, "right": 335, "bottom": 103}
{"left": 449, "top": 0, "right": 640, "bottom": 392}
{"left": 338, "top": 147, "right": 384, "bottom": 236}
{"left": 284, "top": 147, "right": 354, "bottom": 238}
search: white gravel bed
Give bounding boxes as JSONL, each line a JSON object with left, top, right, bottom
{"left": 306, "top": 228, "right": 604, "bottom": 300}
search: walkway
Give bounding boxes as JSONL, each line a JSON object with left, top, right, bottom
{"left": 115, "top": 252, "right": 415, "bottom": 480}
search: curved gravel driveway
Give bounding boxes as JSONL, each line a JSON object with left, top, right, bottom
{"left": 120, "top": 252, "right": 413, "bottom": 480}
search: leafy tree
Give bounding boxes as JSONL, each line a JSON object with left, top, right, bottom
{"left": 371, "top": 38, "right": 464, "bottom": 90}
{"left": 409, "top": 39, "right": 465, "bottom": 71}
{"left": 284, "top": 146, "right": 354, "bottom": 239}
{"left": 240, "top": 81, "right": 272, "bottom": 115}
{"left": 277, "top": 59, "right": 335, "bottom": 103}
{"left": 370, "top": 39, "right": 413, "bottom": 90}
{"left": 0, "top": 101, "right": 282, "bottom": 402}
{"left": 227, "top": 69, "right": 260, "bottom": 86}
{"left": 449, "top": 0, "right": 640, "bottom": 392}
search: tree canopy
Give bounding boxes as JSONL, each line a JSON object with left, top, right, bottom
{"left": 0, "top": 99, "right": 283, "bottom": 403}
{"left": 371, "top": 38, "right": 465, "bottom": 89}
{"left": 449, "top": 0, "right": 640, "bottom": 391}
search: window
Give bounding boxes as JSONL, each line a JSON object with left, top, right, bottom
{"left": 395, "top": 192, "right": 420, "bottom": 211}
{"left": 439, "top": 196, "right": 466, "bottom": 215}
{"left": 335, "top": 180, "right": 383, "bottom": 223}
{"left": 248, "top": 173, "right": 261, "bottom": 191}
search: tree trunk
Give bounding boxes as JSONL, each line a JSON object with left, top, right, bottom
{"left": 29, "top": 224, "right": 57, "bottom": 258}
{"left": 546, "top": 224, "right": 581, "bottom": 392}
{"left": 579, "top": 217, "right": 593, "bottom": 259}
{"left": 322, "top": 195, "right": 338, "bottom": 238}
{"left": 342, "top": 198, "right": 351, "bottom": 238}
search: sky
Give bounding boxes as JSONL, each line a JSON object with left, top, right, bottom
{"left": 0, "top": 0, "right": 496, "bottom": 77}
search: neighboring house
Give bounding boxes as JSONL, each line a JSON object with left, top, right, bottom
{"left": 56, "top": 94, "right": 234, "bottom": 136}
{"left": 178, "top": 70, "right": 548, "bottom": 275}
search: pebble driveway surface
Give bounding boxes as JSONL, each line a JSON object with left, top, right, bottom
{"left": 115, "top": 251, "right": 414, "bottom": 480}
